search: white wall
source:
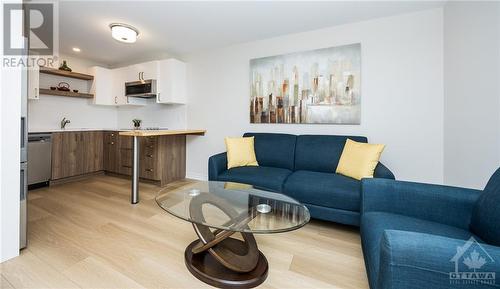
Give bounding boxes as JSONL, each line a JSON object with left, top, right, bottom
{"left": 443, "top": 2, "right": 500, "bottom": 189}
{"left": 117, "top": 101, "right": 187, "bottom": 129}
{"left": 0, "top": 2, "right": 21, "bottom": 262}
{"left": 184, "top": 9, "right": 444, "bottom": 183}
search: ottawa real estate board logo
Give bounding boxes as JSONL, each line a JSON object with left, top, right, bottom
{"left": 3, "top": 3, "right": 56, "bottom": 68}
{"left": 450, "top": 237, "right": 496, "bottom": 285}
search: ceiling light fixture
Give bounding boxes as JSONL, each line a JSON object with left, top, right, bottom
{"left": 109, "top": 23, "right": 139, "bottom": 44}
{"left": 72, "top": 47, "right": 81, "bottom": 52}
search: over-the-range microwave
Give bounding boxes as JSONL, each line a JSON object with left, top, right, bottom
{"left": 125, "top": 79, "right": 157, "bottom": 98}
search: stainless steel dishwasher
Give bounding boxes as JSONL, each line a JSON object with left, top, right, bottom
{"left": 28, "top": 133, "right": 52, "bottom": 187}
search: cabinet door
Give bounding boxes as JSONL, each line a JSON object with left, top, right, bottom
{"left": 103, "top": 131, "right": 120, "bottom": 173}
{"left": 90, "top": 66, "right": 114, "bottom": 105}
{"left": 51, "top": 132, "right": 81, "bottom": 179}
{"left": 28, "top": 66, "right": 39, "bottom": 100}
{"left": 157, "top": 59, "right": 186, "bottom": 104}
{"left": 81, "top": 131, "right": 104, "bottom": 173}
{"left": 112, "top": 67, "right": 128, "bottom": 105}
{"left": 118, "top": 135, "right": 133, "bottom": 176}
{"left": 124, "top": 64, "right": 139, "bottom": 83}
{"left": 140, "top": 136, "right": 160, "bottom": 180}
{"left": 137, "top": 61, "right": 158, "bottom": 80}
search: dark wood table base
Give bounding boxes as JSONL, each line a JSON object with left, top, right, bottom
{"left": 183, "top": 193, "right": 270, "bottom": 288}
{"left": 185, "top": 238, "right": 268, "bottom": 289}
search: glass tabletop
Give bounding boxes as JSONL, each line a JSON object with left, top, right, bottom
{"left": 155, "top": 181, "right": 310, "bottom": 234}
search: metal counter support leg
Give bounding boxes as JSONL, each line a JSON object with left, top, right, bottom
{"left": 131, "top": 135, "right": 140, "bottom": 204}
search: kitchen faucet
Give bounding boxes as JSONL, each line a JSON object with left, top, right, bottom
{"left": 60, "top": 117, "right": 71, "bottom": 129}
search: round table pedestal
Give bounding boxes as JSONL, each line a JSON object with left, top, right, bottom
{"left": 184, "top": 238, "right": 268, "bottom": 288}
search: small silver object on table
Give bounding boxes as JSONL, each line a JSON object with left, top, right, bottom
{"left": 256, "top": 204, "right": 272, "bottom": 214}
{"left": 188, "top": 189, "right": 201, "bottom": 197}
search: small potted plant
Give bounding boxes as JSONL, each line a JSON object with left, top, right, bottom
{"left": 132, "top": 119, "right": 142, "bottom": 129}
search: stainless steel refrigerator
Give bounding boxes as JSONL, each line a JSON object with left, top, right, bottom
{"left": 20, "top": 41, "right": 28, "bottom": 250}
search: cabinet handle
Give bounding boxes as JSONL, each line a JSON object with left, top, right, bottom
{"left": 114, "top": 96, "right": 117, "bottom": 104}
{"left": 34, "top": 88, "right": 38, "bottom": 98}
{"left": 157, "top": 92, "right": 161, "bottom": 102}
{"left": 147, "top": 145, "right": 154, "bottom": 149}
{"left": 111, "top": 133, "right": 115, "bottom": 137}
{"left": 108, "top": 142, "right": 114, "bottom": 145}
{"left": 146, "top": 154, "right": 153, "bottom": 158}
{"left": 145, "top": 168, "right": 153, "bottom": 172}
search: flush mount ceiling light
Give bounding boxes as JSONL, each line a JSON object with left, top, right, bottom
{"left": 72, "top": 47, "right": 81, "bottom": 52}
{"left": 109, "top": 23, "right": 139, "bottom": 43}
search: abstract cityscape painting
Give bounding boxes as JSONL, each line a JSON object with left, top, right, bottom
{"left": 250, "top": 43, "right": 361, "bottom": 124}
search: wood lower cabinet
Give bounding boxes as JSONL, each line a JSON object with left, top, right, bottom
{"left": 52, "top": 130, "right": 186, "bottom": 186}
{"left": 158, "top": 135, "right": 186, "bottom": 185}
{"left": 110, "top": 133, "right": 185, "bottom": 185}
{"left": 82, "top": 131, "right": 104, "bottom": 173}
{"left": 119, "top": 134, "right": 133, "bottom": 176}
{"left": 103, "top": 131, "right": 119, "bottom": 173}
{"left": 51, "top": 131, "right": 104, "bottom": 180}
{"left": 140, "top": 136, "right": 160, "bottom": 181}
{"left": 51, "top": 132, "right": 80, "bottom": 179}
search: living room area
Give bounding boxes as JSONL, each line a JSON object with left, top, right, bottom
{"left": 1, "top": 1, "right": 499, "bottom": 289}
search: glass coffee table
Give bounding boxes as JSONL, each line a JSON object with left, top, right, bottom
{"left": 156, "top": 181, "right": 310, "bottom": 288}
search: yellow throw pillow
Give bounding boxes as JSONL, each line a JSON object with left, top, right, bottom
{"left": 336, "top": 139, "right": 385, "bottom": 180}
{"left": 225, "top": 137, "right": 259, "bottom": 169}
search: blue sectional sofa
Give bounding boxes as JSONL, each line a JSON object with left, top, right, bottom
{"left": 361, "top": 168, "right": 500, "bottom": 289}
{"left": 208, "top": 132, "right": 395, "bottom": 226}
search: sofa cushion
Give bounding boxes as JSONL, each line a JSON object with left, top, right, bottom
{"left": 361, "top": 212, "right": 479, "bottom": 287}
{"left": 225, "top": 136, "right": 259, "bottom": 169}
{"left": 217, "top": 166, "right": 292, "bottom": 192}
{"left": 283, "top": 170, "right": 361, "bottom": 211}
{"left": 294, "top": 135, "right": 367, "bottom": 173}
{"left": 243, "top": 133, "right": 297, "bottom": 170}
{"left": 471, "top": 167, "right": 500, "bottom": 246}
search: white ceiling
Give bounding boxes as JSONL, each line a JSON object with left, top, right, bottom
{"left": 59, "top": 1, "right": 445, "bottom": 67}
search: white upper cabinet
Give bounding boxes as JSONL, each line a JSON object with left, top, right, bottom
{"left": 90, "top": 66, "right": 114, "bottom": 105}
{"left": 91, "top": 58, "right": 186, "bottom": 106}
{"left": 112, "top": 66, "right": 128, "bottom": 105}
{"left": 28, "top": 66, "right": 40, "bottom": 100}
{"left": 157, "top": 59, "right": 186, "bottom": 104}
{"left": 125, "top": 61, "right": 159, "bottom": 83}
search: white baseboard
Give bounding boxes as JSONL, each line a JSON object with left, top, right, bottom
{"left": 186, "top": 172, "right": 208, "bottom": 181}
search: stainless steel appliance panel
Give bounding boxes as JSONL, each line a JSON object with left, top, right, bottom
{"left": 20, "top": 162, "right": 27, "bottom": 249}
{"left": 27, "top": 133, "right": 52, "bottom": 185}
{"left": 125, "top": 79, "right": 157, "bottom": 97}
{"left": 21, "top": 64, "right": 28, "bottom": 162}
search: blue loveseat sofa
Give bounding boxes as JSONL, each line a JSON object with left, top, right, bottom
{"left": 208, "top": 132, "right": 395, "bottom": 226}
{"left": 361, "top": 168, "right": 500, "bottom": 289}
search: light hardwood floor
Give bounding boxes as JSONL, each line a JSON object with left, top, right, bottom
{"left": 0, "top": 175, "right": 369, "bottom": 289}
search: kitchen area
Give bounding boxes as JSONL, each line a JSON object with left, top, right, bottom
{"left": 22, "top": 53, "right": 204, "bottom": 249}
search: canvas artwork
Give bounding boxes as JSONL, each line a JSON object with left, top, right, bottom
{"left": 249, "top": 43, "right": 361, "bottom": 124}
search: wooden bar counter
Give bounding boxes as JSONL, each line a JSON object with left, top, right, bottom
{"left": 119, "top": 129, "right": 206, "bottom": 204}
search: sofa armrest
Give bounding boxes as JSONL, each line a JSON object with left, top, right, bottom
{"left": 374, "top": 162, "right": 395, "bottom": 179}
{"left": 208, "top": 152, "right": 227, "bottom": 181}
{"left": 361, "top": 178, "right": 482, "bottom": 229}
{"left": 378, "top": 230, "right": 500, "bottom": 289}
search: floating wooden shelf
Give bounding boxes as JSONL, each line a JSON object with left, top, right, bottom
{"left": 39, "top": 88, "right": 94, "bottom": 98}
{"left": 40, "top": 67, "right": 94, "bottom": 80}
